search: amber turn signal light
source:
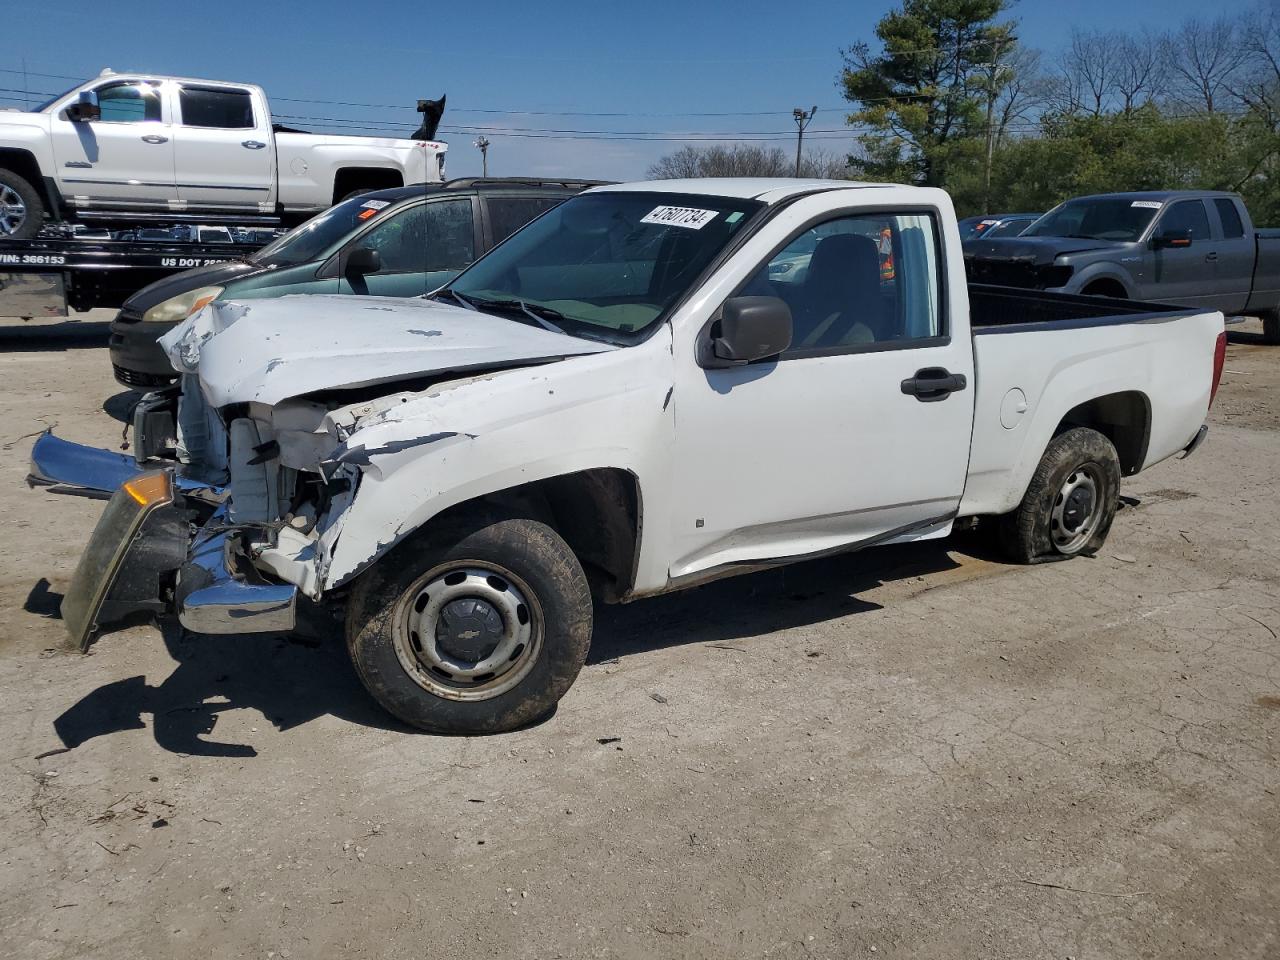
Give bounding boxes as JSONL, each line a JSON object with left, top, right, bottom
{"left": 122, "top": 471, "right": 173, "bottom": 508}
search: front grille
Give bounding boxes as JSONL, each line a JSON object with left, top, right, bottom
{"left": 113, "top": 364, "right": 178, "bottom": 389}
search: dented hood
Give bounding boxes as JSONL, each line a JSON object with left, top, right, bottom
{"left": 160, "top": 294, "right": 617, "bottom": 408}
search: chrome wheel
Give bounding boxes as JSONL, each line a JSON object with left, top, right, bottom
{"left": 392, "top": 563, "right": 541, "bottom": 702}
{"left": 1050, "top": 463, "right": 1103, "bottom": 553}
{"left": 0, "top": 185, "right": 26, "bottom": 237}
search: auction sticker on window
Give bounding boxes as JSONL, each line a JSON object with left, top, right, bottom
{"left": 1131, "top": 200, "right": 1163, "bottom": 209}
{"left": 361, "top": 199, "right": 391, "bottom": 210}
{"left": 641, "top": 205, "right": 719, "bottom": 229}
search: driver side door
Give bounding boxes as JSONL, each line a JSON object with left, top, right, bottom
{"left": 50, "top": 80, "right": 177, "bottom": 207}
{"left": 333, "top": 197, "right": 479, "bottom": 297}
{"left": 668, "top": 207, "right": 975, "bottom": 580}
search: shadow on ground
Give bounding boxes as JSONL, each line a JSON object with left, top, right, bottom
{"left": 42, "top": 532, "right": 1009, "bottom": 753}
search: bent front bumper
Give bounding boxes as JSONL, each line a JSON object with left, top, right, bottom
{"left": 29, "top": 430, "right": 217, "bottom": 498}
{"left": 36, "top": 433, "right": 296, "bottom": 649}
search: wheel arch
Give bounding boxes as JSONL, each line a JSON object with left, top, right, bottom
{"left": 0, "top": 148, "right": 61, "bottom": 217}
{"left": 335, "top": 467, "right": 644, "bottom": 604}
{"left": 331, "top": 166, "right": 405, "bottom": 204}
{"left": 1054, "top": 390, "right": 1151, "bottom": 476}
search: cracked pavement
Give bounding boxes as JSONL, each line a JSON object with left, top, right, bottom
{"left": 0, "top": 314, "right": 1276, "bottom": 959}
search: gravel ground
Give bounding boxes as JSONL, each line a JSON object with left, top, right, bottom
{"left": 0, "top": 313, "right": 1276, "bottom": 960}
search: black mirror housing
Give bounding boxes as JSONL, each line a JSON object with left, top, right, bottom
{"left": 698, "top": 296, "right": 793, "bottom": 369}
{"left": 66, "top": 99, "right": 101, "bottom": 123}
{"left": 1153, "top": 228, "right": 1192, "bottom": 250}
{"left": 342, "top": 246, "right": 381, "bottom": 277}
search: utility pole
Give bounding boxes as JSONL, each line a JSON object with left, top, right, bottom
{"left": 792, "top": 106, "right": 816, "bottom": 177}
{"left": 981, "top": 34, "right": 1014, "bottom": 214}
{"left": 474, "top": 136, "right": 490, "bottom": 177}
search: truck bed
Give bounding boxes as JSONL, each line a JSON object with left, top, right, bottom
{"left": 960, "top": 283, "right": 1223, "bottom": 520}
{"left": 968, "top": 283, "right": 1187, "bottom": 330}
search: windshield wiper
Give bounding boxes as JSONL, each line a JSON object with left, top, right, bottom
{"left": 448, "top": 289, "right": 478, "bottom": 311}
{"left": 454, "top": 295, "right": 569, "bottom": 334}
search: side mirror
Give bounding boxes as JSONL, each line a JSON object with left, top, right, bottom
{"left": 65, "top": 99, "right": 101, "bottom": 123}
{"left": 1153, "top": 228, "right": 1192, "bottom": 250}
{"left": 342, "top": 246, "right": 381, "bottom": 277}
{"left": 698, "top": 296, "right": 793, "bottom": 369}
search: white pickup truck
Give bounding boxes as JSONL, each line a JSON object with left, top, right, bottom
{"left": 31, "top": 179, "right": 1225, "bottom": 735}
{"left": 0, "top": 70, "right": 447, "bottom": 238}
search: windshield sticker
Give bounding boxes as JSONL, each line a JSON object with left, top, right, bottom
{"left": 641, "top": 205, "right": 719, "bottom": 229}
{"left": 361, "top": 199, "right": 391, "bottom": 210}
{"left": 1131, "top": 200, "right": 1163, "bottom": 209}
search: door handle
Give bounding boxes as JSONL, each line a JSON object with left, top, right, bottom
{"left": 242, "top": 140, "right": 266, "bottom": 149}
{"left": 1204, "top": 251, "right": 1219, "bottom": 262}
{"left": 900, "top": 367, "right": 968, "bottom": 403}
{"left": 140, "top": 134, "right": 169, "bottom": 144}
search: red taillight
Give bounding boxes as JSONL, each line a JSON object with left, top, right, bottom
{"left": 1209, "top": 330, "right": 1227, "bottom": 408}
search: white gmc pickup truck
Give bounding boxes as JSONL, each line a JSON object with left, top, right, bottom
{"left": 31, "top": 179, "right": 1225, "bottom": 735}
{"left": 0, "top": 70, "right": 447, "bottom": 238}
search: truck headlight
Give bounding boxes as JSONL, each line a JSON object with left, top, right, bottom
{"left": 141, "top": 285, "right": 225, "bottom": 323}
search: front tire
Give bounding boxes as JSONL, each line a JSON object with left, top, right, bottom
{"left": 346, "top": 513, "right": 592, "bottom": 734}
{"left": 998, "top": 427, "right": 1121, "bottom": 564}
{"left": 0, "top": 169, "right": 44, "bottom": 240}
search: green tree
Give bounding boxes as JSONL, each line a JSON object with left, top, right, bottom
{"left": 839, "top": 0, "right": 1014, "bottom": 187}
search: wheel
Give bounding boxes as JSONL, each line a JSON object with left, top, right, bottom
{"left": 340, "top": 187, "right": 375, "bottom": 202}
{"left": 345, "top": 513, "right": 593, "bottom": 734}
{"left": 0, "top": 169, "right": 44, "bottom": 239}
{"left": 1259, "top": 308, "right": 1280, "bottom": 345}
{"left": 998, "top": 427, "right": 1121, "bottom": 564}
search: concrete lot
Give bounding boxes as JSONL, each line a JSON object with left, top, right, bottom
{"left": 0, "top": 313, "right": 1276, "bottom": 959}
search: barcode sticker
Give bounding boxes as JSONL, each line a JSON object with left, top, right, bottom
{"left": 361, "top": 199, "right": 391, "bottom": 210}
{"left": 641, "top": 205, "right": 719, "bottom": 229}
{"left": 1131, "top": 200, "right": 1162, "bottom": 209}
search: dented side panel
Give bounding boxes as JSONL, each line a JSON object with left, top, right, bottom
{"left": 319, "top": 327, "right": 677, "bottom": 592}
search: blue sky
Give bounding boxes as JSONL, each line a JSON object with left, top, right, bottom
{"left": 7, "top": 0, "right": 1261, "bottom": 181}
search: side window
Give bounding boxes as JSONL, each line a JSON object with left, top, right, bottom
{"left": 179, "top": 87, "right": 255, "bottom": 129}
{"left": 357, "top": 198, "right": 475, "bottom": 274}
{"left": 92, "top": 83, "right": 162, "bottom": 123}
{"left": 487, "top": 196, "right": 563, "bottom": 245}
{"left": 1159, "top": 200, "right": 1211, "bottom": 241}
{"left": 1214, "top": 198, "right": 1245, "bottom": 239}
{"left": 744, "top": 212, "right": 941, "bottom": 355}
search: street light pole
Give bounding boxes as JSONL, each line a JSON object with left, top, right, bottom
{"left": 474, "top": 136, "right": 490, "bottom": 177}
{"left": 792, "top": 106, "right": 816, "bottom": 177}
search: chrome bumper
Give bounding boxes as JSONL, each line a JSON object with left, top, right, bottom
{"left": 176, "top": 522, "right": 296, "bottom": 634}
{"left": 36, "top": 431, "right": 295, "bottom": 647}
{"left": 28, "top": 430, "right": 220, "bottom": 497}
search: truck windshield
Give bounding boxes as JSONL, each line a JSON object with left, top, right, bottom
{"left": 446, "top": 191, "right": 764, "bottom": 343}
{"left": 253, "top": 195, "right": 401, "bottom": 266}
{"left": 32, "top": 82, "right": 86, "bottom": 112}
{"left": 1021, "top": 198, "right": 1159, "bottom": 242}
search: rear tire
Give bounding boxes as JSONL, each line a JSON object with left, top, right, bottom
{"left": 346, "top": 513, "right": 593, "bottom": 734}
{"left": 1259, "top": 308, "right": 1280, "bottom": 345}
{"left": 0, "top": 169, "right": 44, "bottom": 240}
{"left": 998, "top": 427, "right": 1121, "bottom": 564}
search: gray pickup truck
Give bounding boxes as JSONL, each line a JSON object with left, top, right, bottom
{"left": 965, "top": 190, "right": 1280, "bottom": 342}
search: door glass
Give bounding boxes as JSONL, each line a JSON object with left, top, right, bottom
{"left": 179, "top": 87, "right": 255, "bottom": 129}
{"left": 1213, "top": 199, "right": 1245, "bottom": 239}
{"left": 487, "top": 197, "right": 563, "bottom": 244}
{"left": 1159, "top": 201, "right": 1211, "bottom": 241}
{"left": 357, "top": 198, "right": 475, "bottom": 274}
{"left": 94, "top": 83, "right": 162, "bottom": 123}
{"left": 746, "top": 213, "right": 941, "bottom": 353}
